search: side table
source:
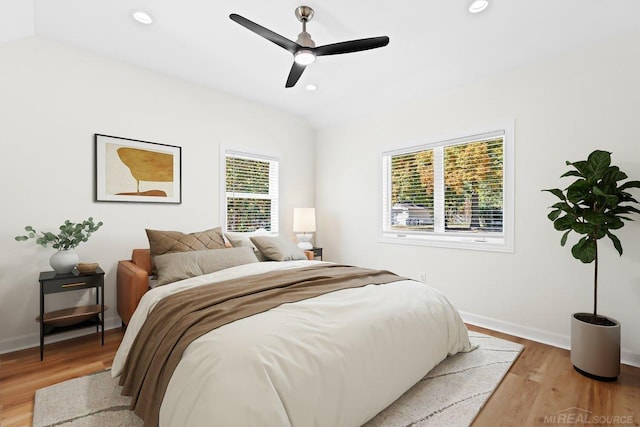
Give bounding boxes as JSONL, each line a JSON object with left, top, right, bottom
{"left": 310, "top": 247, "right": 323, "bottom": 260}
{"left": 38, "top": 267, "right": 105, "bottom": 361}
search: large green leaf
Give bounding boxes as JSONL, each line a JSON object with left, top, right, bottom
{"left": 605, "top": 215, "right": 624, "bottom": 230}
{"left": 582, "top": 210, "right": 606, "bottom": 225}
{"left": 571, "top": 222, "right": 593, "bottom": 234}
{"left": 619, "top": 193, "right": 639, "bottom": 203}
{"left": 566, "top": 180, "right": 591, "bottom": 203}
{"left": 614, "top": 205, "right": 640, "bottom": 216}
{"left": 571, "top": 237, "right": 596, "bottom": 263}
{"left": 620, "top": 180, "right": 640, "bottom": 191}
{"left": 568, "top": 160, "right": 588, "bottom": 177}
{"left": 602, "top": 167, "right": 626, "bottom": 184}
{"left": 547, "top": 209, "right": 562, "bottom": 221}
{"left": 604, "top": 195, "right": 619, "bottom": 209}
{"left": 606, "top": 231, "right": 623, "bottom": 256}
{"left": 560, "top": 230, "right": 571, "bottom": 246}
{"left": 542, "top": 188, "right": 566, "bottom": 201}
{"left": 586, "top": 150, "right": 611, "bottom": 179}
{"left": 553, "top": 215, "right": 575, "bottom": 231}
{"left": 560, "top": 170, "right": 583, "bottom": 178}
{"left": 551, "top": 201, "right": 573, "bottom": 212}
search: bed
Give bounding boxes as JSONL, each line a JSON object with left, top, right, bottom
{"left": 112, "top": 232, "right": 474, "bottom": 427}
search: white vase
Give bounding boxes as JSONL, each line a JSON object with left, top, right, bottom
{"left": 571, "top": 312, "right": 620, "bottom": 381}
{"left": 49, "top": 250, "right": 79, "bottom": 274}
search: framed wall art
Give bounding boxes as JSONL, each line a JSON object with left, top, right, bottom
{"left": 95, "top": 134, "right": 182, "bottom": 203}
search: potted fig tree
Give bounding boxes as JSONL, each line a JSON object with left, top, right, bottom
{"left": 543, "top": 150, "right": 640, "bottom": 380}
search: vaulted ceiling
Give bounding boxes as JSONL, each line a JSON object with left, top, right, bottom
{"left": 2, "top": 0, "right": 639, "bottom": 128}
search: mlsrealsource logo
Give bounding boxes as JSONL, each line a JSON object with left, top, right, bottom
{"left": 543, "top": 407, "right": 634, "bottom": 425}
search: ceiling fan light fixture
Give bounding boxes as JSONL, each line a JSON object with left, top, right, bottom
{"left": 468, "top": 0, "right": 489, "bottom": 13}
{"left": 294, "top": 50, "right": 316, "bottom": 65}
{"left": 131, "top": 10, "right": 154, "bottom": 24}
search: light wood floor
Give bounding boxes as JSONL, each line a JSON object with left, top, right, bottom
{"left": 0, "top": 325, "right": 638, "bottom": 427}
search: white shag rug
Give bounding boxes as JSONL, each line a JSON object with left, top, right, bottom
{"left": 33, "top": 331, "right": 522, "bottom": 427}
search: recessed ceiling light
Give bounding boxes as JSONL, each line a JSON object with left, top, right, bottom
{"left": 305, "top": 84, "right": 317, "bottom": 91}
{"left": 468, "top": 0, "right": 489, "bottom": 14}
{"left": 131, "top": 10, "right": 154, "bottom": 25}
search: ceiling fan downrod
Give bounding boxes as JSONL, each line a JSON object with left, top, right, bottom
{"left": 295, "top": 6, "right": 315, "bottom": 48}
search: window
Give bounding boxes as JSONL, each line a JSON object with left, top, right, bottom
{"left": 381, "top": 125, "right": 514, "bottom": 252}
{"left": 223, "top": 150, "right": 279, "bottom": 233}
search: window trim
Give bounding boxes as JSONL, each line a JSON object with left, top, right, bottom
{"left": 379, "top": 123, "right": 515, "bottom": 253}
{"left": 220, "top": 147, "right": 280, "bottom": 234}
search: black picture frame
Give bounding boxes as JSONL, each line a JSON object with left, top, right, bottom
{"left": 95, "top": 134, "right": 182, "bottom": 204}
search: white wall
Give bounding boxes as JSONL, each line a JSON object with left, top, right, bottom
{"left": 315, "top": 31, "right": 640, "bottom": 366}
{"left": 0, "top": 37, "right": 315, "bottom": 352}
{"left": 0, "top": 0, "right": 34, "bottom": 44}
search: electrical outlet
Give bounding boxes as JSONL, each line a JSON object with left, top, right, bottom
{"left": 419, "top": 272, "right": 427, "bottom": 284}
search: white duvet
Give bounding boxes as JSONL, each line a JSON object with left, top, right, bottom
{"left": 112, "top": 260, "right": 474, "bottom": 427}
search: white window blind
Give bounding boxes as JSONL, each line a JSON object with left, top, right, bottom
{"left": 381, "top": 126, "right": 514, "bottom": 252}
{"left": 224, "top": 150, "right": 279, "bottom": 233}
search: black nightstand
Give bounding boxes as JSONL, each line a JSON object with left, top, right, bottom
{"left": 310, "top": 247, "right": 323, "bottom": 260}
{"left": 38, "top": 267, "right": 106, "bottom": 361}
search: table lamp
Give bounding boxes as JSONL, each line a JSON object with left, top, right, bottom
{"left": 293, "top": 208, "right": 316, "bottom": 250}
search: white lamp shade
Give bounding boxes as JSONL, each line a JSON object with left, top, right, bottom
{"left": 293, "top": 208, "right": 316, "bottom": 233}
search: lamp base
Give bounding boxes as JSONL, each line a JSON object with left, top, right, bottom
{"left": 296, "top": 233, "right": 313, "bottom": 250}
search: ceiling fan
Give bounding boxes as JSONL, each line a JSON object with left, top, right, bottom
{"left": 229, "top": 6, "right": 390, "bottom": 88}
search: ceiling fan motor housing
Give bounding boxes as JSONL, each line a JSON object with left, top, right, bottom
{"left": 296, "top": 31, "right": 315, "bottom": 48}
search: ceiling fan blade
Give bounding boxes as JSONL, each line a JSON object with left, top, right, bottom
{"left": 285, "top": 62, "right": 306, "bottom": 88}
{"left": 314, "top": 36, "right": 390, "bottom": 56}
{"left": 230, "top": 13, "right": 299, "bottom": 54}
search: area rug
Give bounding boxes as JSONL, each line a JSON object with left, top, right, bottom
{"left": 33, "top": 331, "right": 522, "bottom": 427}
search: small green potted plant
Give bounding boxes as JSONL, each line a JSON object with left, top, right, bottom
{"left": 543, "top": 150, "right": 639, "bottom": 380}
{"left": 15, "top": 217, "right": 104, "bottom": 273}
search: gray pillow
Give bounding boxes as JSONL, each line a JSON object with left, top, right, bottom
{"left": 249, "top": 236, "right": 308, "bottom": 262}
{"left": 224, "top": 230, "right": 270, "bottom": 261}
{"left": 154, "top": 246, "right": 259, "bottom": 286}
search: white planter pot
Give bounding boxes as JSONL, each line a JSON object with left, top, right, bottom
{"left": 571, "top": 312, "right": 620, "bottom": 381}
{"left": 49, "top": 250, "right": 79, "bottom": 274}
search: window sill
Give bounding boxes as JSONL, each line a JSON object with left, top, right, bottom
{"left": 379, "top": 233, "right": 513, "bottom": 253}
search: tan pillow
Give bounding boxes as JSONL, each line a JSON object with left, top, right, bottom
{"left": 224, "top": 229, "right": 271, "bottom": 261}
{"left": 249, "top": 236, "right": 308, "bottom": 262}
{"left": 146, "top": 227, "right": 226, "bottom": 272}
{"left": 154, "top": 246, "right": 259, "bottom": 286}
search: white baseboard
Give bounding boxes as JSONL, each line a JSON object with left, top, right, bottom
{"left": 460, "top": 311, "right": 640, "bottom": 368}
{"left": 0, "top": 315, "right": 122, "bottom": 356}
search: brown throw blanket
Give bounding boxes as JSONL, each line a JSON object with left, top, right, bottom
{"left": 119, "top": 263, "right": 407, "bottom": 426}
